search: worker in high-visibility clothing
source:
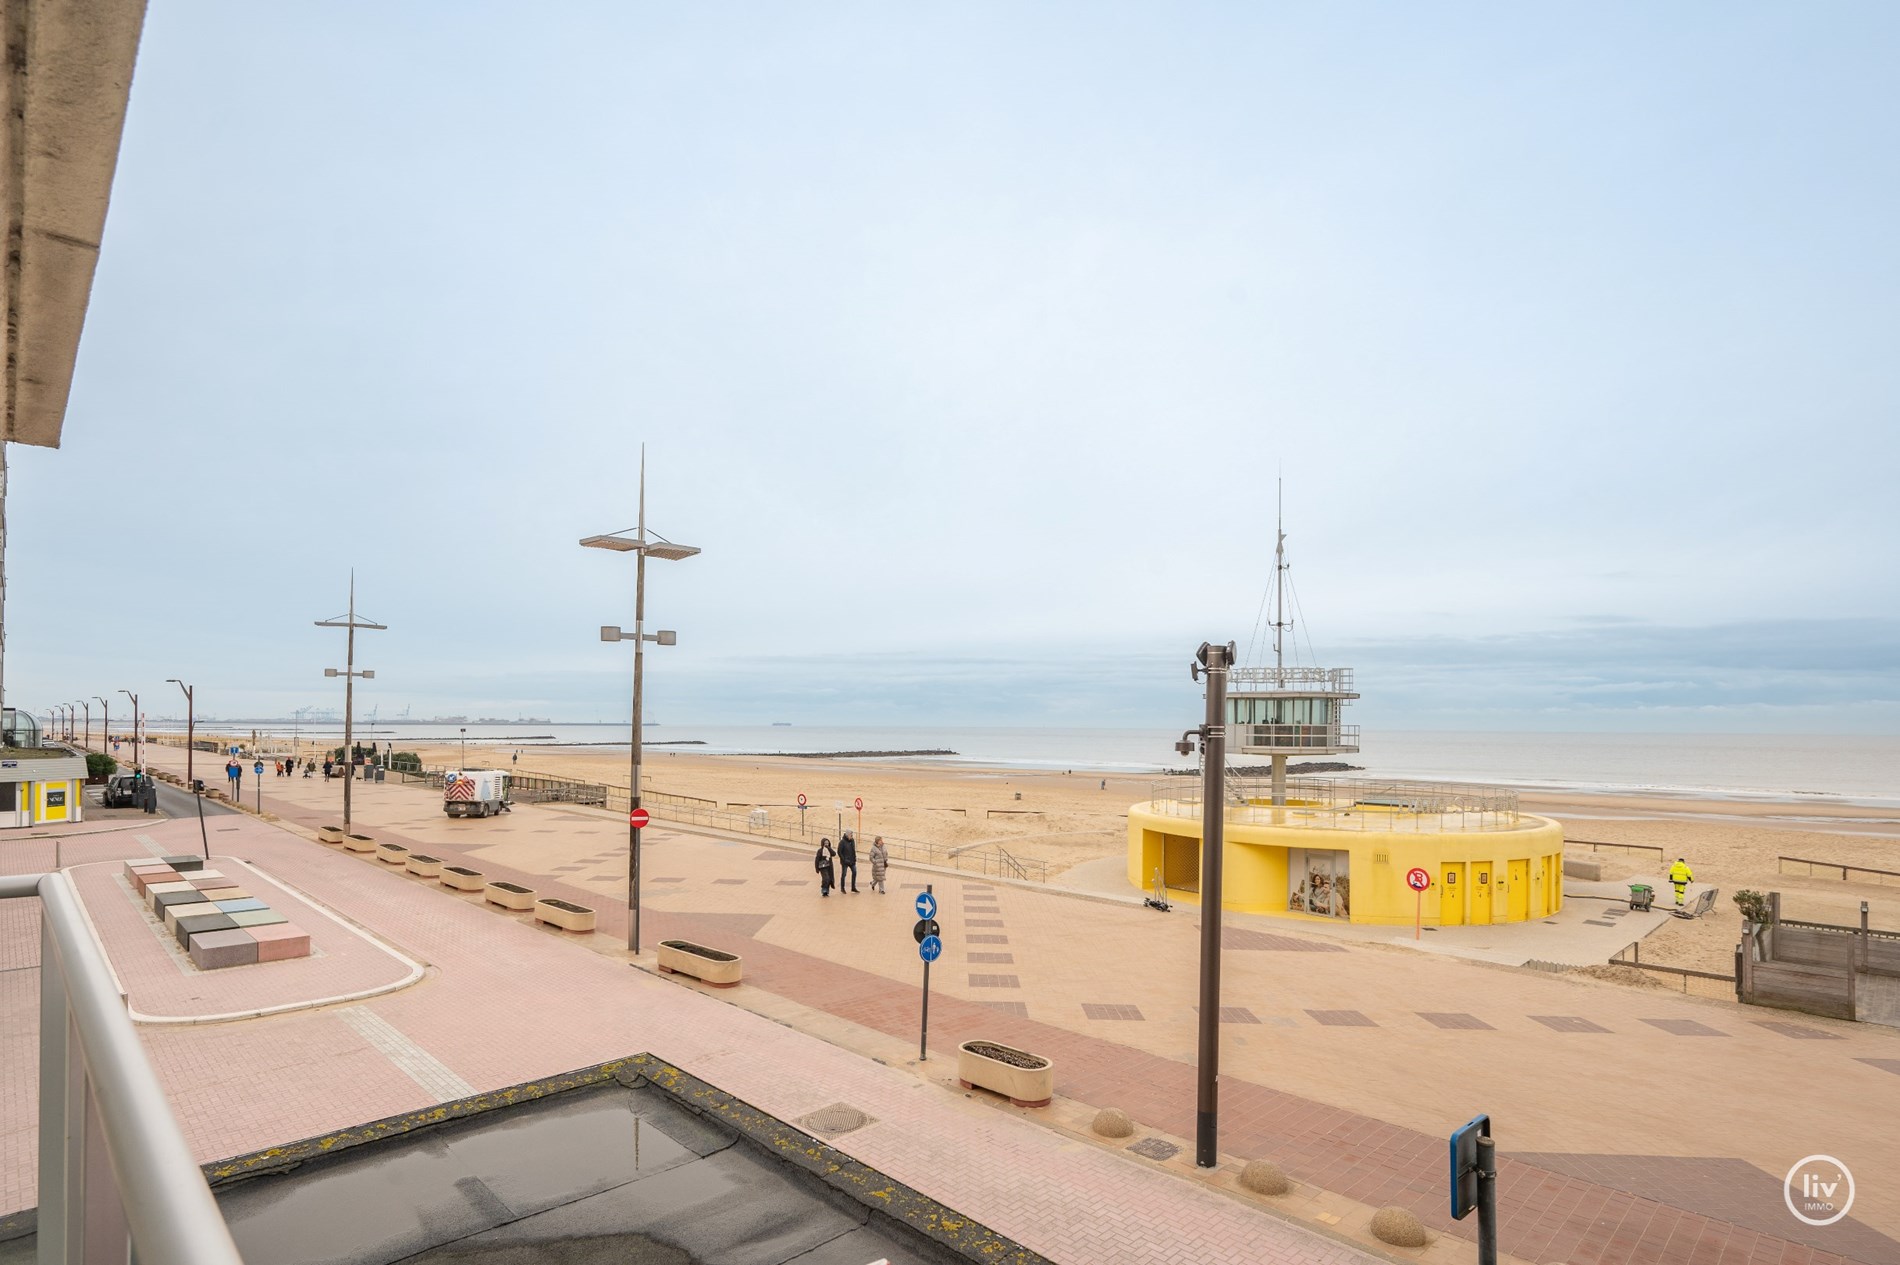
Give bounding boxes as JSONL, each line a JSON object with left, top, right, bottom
{"left": 1668, "top": 856, "right": 1694, "bottom": 909}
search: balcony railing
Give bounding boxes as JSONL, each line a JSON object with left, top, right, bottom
{"left": 1149, "top": 776, "right": 1523, "bottom": 832}
{"left": 1, "top": 872, "right": 245, "bottom": 1264}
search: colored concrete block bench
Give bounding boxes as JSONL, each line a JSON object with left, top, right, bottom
{"left": 249, "top": 923, "right": 310, "bottom": 961}
{"left": 213, "top": 898, "right": 270, "bottom": 914}
{"left": 228, "top": 909, "right": 287, "bottom": 929}
{"left": 188, "top": 929, "right": 258, "bottom": 970}
{"left": 159, "top": 855, "right": 204, "bottom": 873}
{"left": 175, "top": 912, "right": 238, "bottom": 949}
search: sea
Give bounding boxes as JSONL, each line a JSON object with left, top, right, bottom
{"left": 171, "top": 721, "right": 1900, "bottom": 806}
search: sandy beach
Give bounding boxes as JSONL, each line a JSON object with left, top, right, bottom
{"left": 376, "top": 740, "right": 1900, "bottom": 976}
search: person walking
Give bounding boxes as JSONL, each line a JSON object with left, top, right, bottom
{"left": 869, "top": 835, "right": 888, "bottom": 894}
{"left": 838, "top": 831, "right": 859, "bottom": 893}
{"left": 815, "top": 838, "right": 836, "bottom": 897}
{"left": 1668, "top": 855, "right": 1694, "bottom": 911}
{"left": 322, "top": 756, "right": 334, "bottom": 780}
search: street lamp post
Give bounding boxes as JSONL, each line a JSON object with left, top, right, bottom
{"left": 459, "top": 726, "right": 466, "bottom": 770}
{"left": 94, "top": 696, "right": 109, "bottom": 761}
{"left": 581, "top": 447, "right": 698, "bottom": 955}
{"left": 167, "top": 680, "right": 195, "bottom": 790}
{"left": 75, "top": 700, "right": 89, "bottom": 750}
{"left": 1176, "top": 640, "right": 1235, "bottom": 1169}
{"left": 315, "top": 574, "right": 385, "bottom": 835}
{"left": 119, "top": 690, "right": 139, "bottom": 768}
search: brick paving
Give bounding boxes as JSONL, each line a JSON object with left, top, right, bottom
{"left": 17, "top": 752, "right": 1900, "bottom": 1264}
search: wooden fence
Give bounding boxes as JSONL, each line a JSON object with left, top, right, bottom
{"left": 1777, "top": 856, "right": 1900, "bottom": 886}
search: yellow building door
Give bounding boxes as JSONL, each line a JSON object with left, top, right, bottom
{"left": 1508, "top": 859, "right": 1529, "bottom": 921}
{"left": 1470, "top": 862, "right": 1493, "bottom": 924}
{"left": 1440, "top": 863, "right": 1465, "bottom": 925}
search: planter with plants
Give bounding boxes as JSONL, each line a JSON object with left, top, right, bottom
{"left": 376, "top": 842, "right": 409, "bottom": 865}
{"left": 483, "top": 880, "right": 536, "bottom": 911}
{"left": 956, "top": 1039, "right": 1054, "bottom": 1107}
{"left": 405, "top": 854, "right": 444, "bottom": 878}
{"left": 317, "top": 826, "right": 346, "bottom": 845}
{"left": 1733, "top": 889, "right": 1776, "bottom": 958}
{"left": 534, "top": 898, "right": 596, "bottom": 932}
{"left": 656, "top": 939, "right": 742, "bottom": 987}
{"left": 343, "top": 833, "right": 377, "bottom": 853}
{"left": 441, "top": 865, "right": 485, "bottom": 892}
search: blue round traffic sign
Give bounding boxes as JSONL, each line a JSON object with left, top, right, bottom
{"left": 919, "top": 934, "right": 942, "bottom": 963}
{"left": 915, "top": 891, "right": 938, "bottom": 920}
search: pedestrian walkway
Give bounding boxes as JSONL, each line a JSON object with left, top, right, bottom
{"left": 55, "top": 745, "right": 1900, "bottom": 1263}
{"left": 4, "top": 811, "right": 1377, "bottom": 1265}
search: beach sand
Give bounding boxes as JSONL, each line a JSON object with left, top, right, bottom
{"left": 407, "top": 741, "right": 1900, "bottom": 973}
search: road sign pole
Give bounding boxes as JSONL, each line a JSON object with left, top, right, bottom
{"left": 920, "top": 883, "right": 933, "bottom": 1062}
{"left": 1476, "top": 1135, "right": 1497, "bottom": 1265}
{"left": 1416, "top": 889, "right": 1422, "bottom": 940}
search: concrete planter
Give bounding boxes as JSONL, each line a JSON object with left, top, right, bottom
{"left": 956, "top": 1039, "right": 1054, "bottom": 1107}
{"left": 343, "top": 833, "right": 377, "bottom": 853}
{"left": 656, "top": 939, "right": 742, "bottom": 987}
{"left": 483, "top": 881, "right": 536, "bottom": 911}
{"left": 405, "top": 854, "right": 444, "bottom": 878}
{"left": 441, "top": 865, "right": 485, "bottom": 892}
{"left": 375, "top": 843, "right": 409, "bottom": 865}
{"left": 534, "top": 898, "right": 596, "bottom": 932}
{"left": 318, "top": 826, "right": 346, "bottom": 845}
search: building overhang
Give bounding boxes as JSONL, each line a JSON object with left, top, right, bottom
{"left": 3, "top": 0, "right": 148, "bottom": 449}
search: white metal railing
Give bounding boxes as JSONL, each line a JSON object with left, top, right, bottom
{"left": 1227, "top": 666, "right": 1356, "bottom": 693}
{"left": 1, "top": 872, "right": 245, "bottom": 1265}
{"left": 1228, "top": 723, "right": 1361, "bottom": 751}
{"left": 1150, "top": 776, "right": 1523, "bottom": 832}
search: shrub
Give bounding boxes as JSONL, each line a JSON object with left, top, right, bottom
{"left": 1732, "top": 889, "right": 1775, "bottom": 925}
{"left": 85, "top": 752, "right": 117, "bottom": 780}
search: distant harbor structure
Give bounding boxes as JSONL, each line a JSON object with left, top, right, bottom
{"left": 1129, "top": 492, "right": 1564, "bottom": 926}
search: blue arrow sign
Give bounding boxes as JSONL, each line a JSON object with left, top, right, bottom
{"left": 915, "top": 891, "right": 938, "bottom": 920}
{"left": 919, "top": 934, "right": 942, "bottom": 963}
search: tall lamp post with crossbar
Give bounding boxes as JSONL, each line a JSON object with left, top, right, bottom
{"left": 315, "top": 574, "right": 385, "bottom": 835}
{"left": 118, "top": 690, "right": 139, "bottom": 769}
{"left": 581, "top": 447, "right": 697, "bottom": 954}
{"left": 167, "top": 680, "right": 195, "bottom": 789}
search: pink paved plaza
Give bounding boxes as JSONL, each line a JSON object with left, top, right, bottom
{"left": 4, "top": 751, "right": 1898, "bottom": 1265}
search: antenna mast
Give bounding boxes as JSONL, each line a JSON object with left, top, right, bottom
{"left": 1272, "top": 479, "right": 1291, "bottom": 669}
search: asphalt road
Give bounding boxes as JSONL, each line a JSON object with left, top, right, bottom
{"left": 152, "top": 778, "right": 241, "bottom": 819}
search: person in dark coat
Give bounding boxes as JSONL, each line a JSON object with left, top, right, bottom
{"left": 815, "top": 838, "right": 836, "bottom": 897}
{"left": 837, "top": 831, "right": 859, "bottom": 894}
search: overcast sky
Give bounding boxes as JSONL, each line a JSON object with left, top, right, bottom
{"left": 12, "top": 3, "right": 1899, "bottom": 731}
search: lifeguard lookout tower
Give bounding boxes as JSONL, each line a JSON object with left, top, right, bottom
{"left": 1126, "top": 504, "right": 1564, "bottom": 926}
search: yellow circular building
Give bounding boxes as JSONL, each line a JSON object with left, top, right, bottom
{"left": 1128, "top": 777, "right": 1564, "bottom": 926}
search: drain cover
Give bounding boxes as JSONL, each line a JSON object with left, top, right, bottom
{"left": 1127, "top": 1137, "right": 1180, "bottom": 1161}
{"left": 797, "top": 1102, "right": 875, "bottom": 1137}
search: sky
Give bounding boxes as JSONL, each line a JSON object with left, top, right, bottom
{"left": 12, "top": 2, "right": 1900, "bottom": 732}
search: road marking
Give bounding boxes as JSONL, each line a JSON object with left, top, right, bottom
{"left": 336, "top": 1006, "right": 475, "bottom": 1102}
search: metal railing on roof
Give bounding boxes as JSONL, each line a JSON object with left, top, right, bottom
{"left": 1, "top": 872, "right": 245, "bottom": 1264}
{"left": 1149, "top": 776, "right": 1524, "bottom": 832}
{"left": 1227, "top": 666, "right": 1356, "bottom": 693}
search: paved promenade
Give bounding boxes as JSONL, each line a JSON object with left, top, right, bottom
{"left": 7, "top": 748, "right": 1900, "bottom": 1264}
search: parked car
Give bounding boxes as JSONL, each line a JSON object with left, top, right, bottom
{"left": 101, "top": 773, "right": 141, "bottom": 808}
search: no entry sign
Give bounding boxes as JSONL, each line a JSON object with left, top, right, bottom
{"left": 628, "top": 807, "right": 650, "bottom": 829}
{"left": 1406, "top": 867, "right": 1432, "bottom": 891}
